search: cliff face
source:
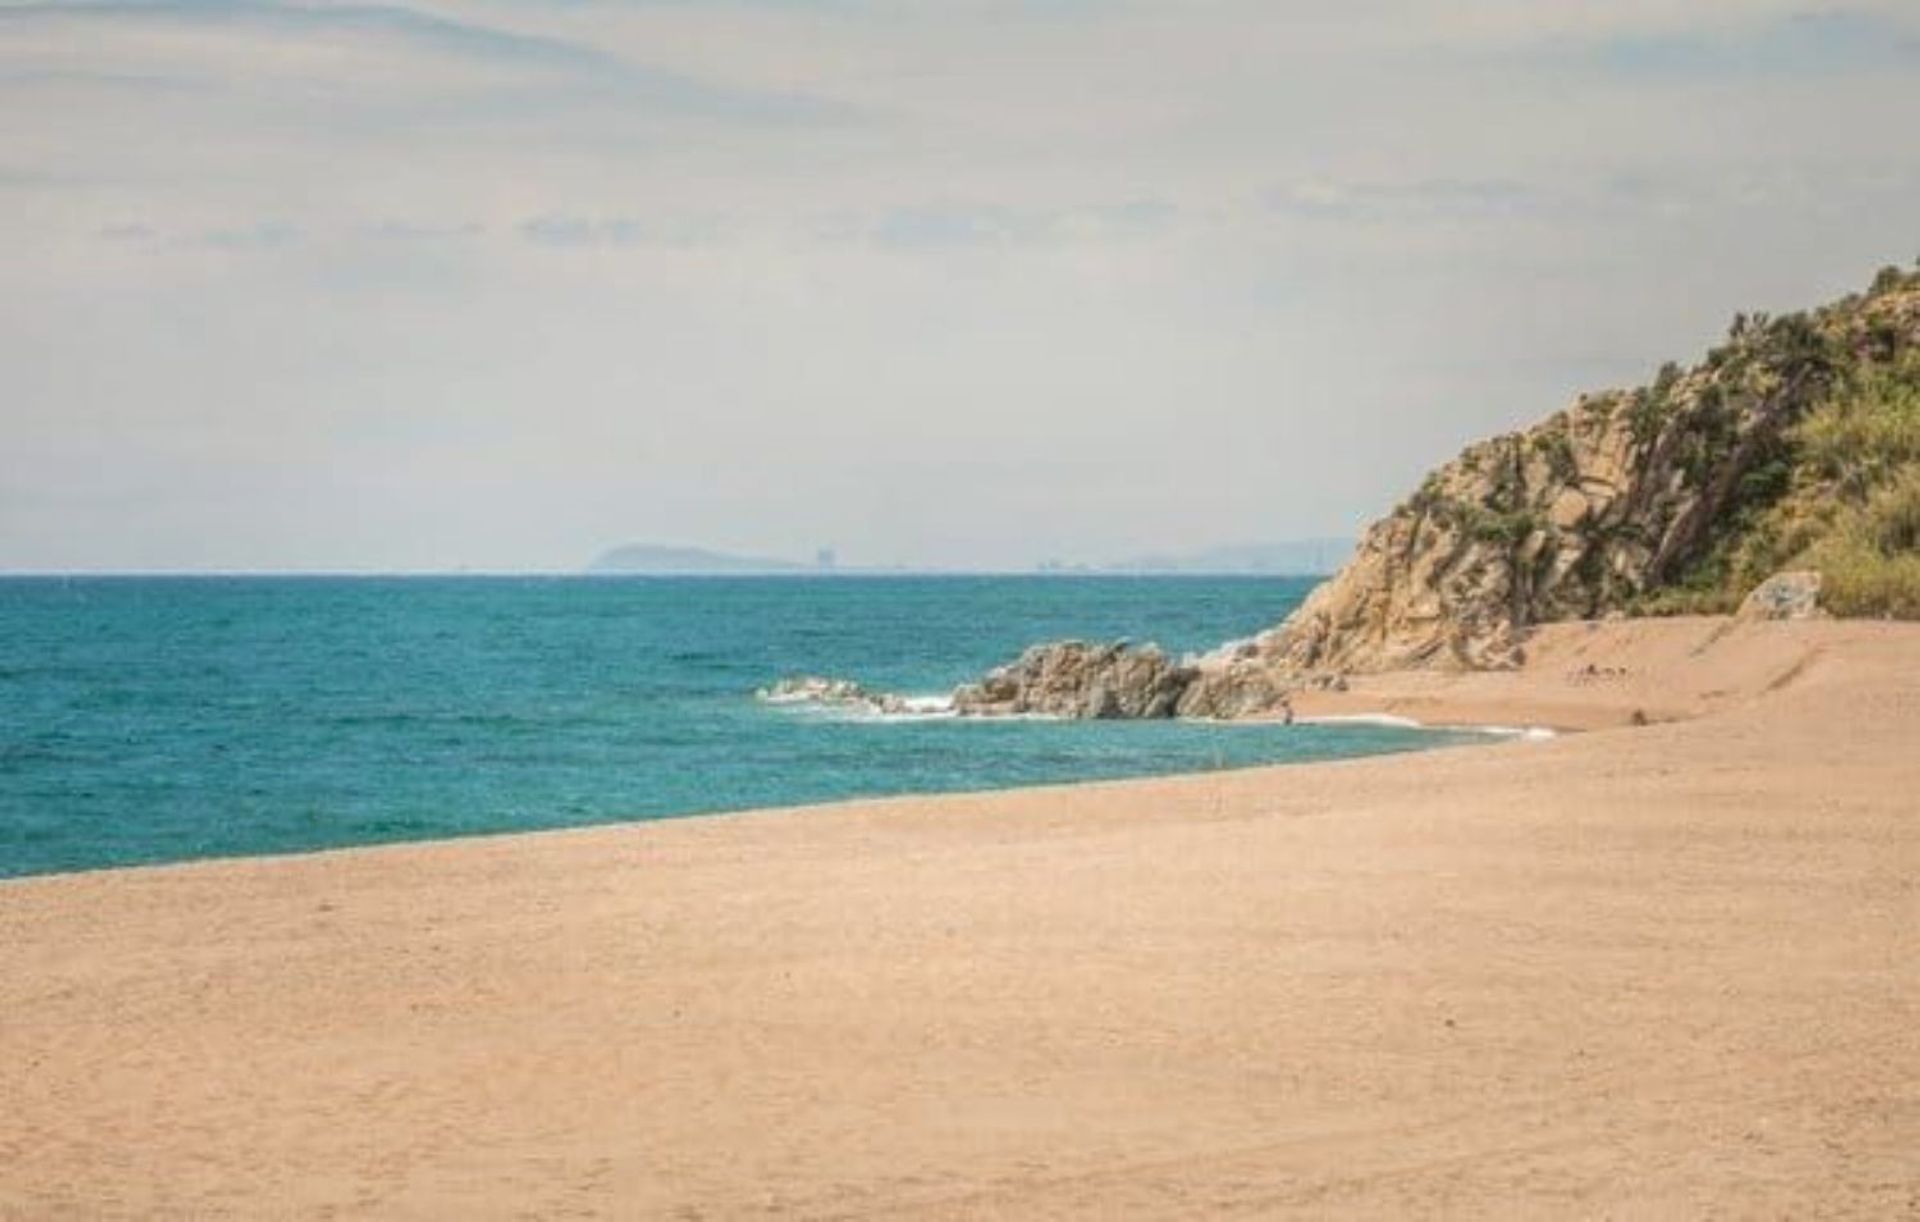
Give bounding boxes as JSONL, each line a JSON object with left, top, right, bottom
{"left": 1248, "top": 267, "right": 1920, "bottom": 677}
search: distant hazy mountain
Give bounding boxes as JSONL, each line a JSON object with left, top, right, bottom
{"left": 1100, "top": 540, "right": 1354, "bottom": 576}
{"left": 590, "top": 539, "right": 1356, "bottom": 576}
{"left": 587, "top": 544, "right": 811, "bottom": 575}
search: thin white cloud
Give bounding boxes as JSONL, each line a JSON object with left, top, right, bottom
{"left": 198, "top": 219, "right": 300, "bottom": 249}
{"left": 364, "top": 219, "right": 486, "bottom": 241}
{"left": 1269, "top": 178, "right": 1540, "bottom": 223}
{"left": 95, "top": 220, "right": 156, "bottom": 240}
{"left": 861, "top": 200, "right": 1177, "bottom": 249}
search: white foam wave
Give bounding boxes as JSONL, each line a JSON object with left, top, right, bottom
{"left": 1468, "top": 724, "right": 1558, "bottom": 740}
{"left": 840, "top": 700, "right": 1073, "bottom": 725}
{"left": 758, "top": 689, "right": 823, "bottom": 706}
{"left": 836, "top": 697, "right": 961, "bottom": 724}
{"left": 757, "top": 685, "right": 960, "bottom": 722}
{"left": 760, "top": 682, "right": 1557, "bottom": 739}
{"left": 895, "top": 694, "right": 955, "bottom": 715}
{"left": 1298, "top": 712, "right": 1555, "bottom": 739}
{"left": 1296, "top": 713, "right": 1427, "bottom": 729}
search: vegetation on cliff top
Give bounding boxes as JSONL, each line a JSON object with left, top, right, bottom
{"left": 1395, "top": 261, "right": 1920, "bottom": 623}
{"left": 1626, "top": 263, "right": 1920, "bottom": 618}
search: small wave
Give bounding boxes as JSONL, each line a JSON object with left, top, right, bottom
{"left": 1469, "top": 725, "right": 1558, "bottom": 740}
{"left": 1298, "top": 712, "right": 1555, "bottom": 739}
{"left": 895, "top": 694, "right": 955, "bottom": 715}
{"left": 1296, "top": 713, "right": 1427, "bottom": 729}
{"left": 805, "top": 704, "right": 1073, "bottom": 726}
{"left": 816, "top": 694, "right": 958, "bottom": 722}
{"left": 758, "top": 688, "right": 826, "bottom": 707}
{"left": 757, "top": 676, "right": 958, "bottom": 721}
{"left": 841, "top": 707, "right": 959, "bottom": 724}
{"left": 756, "top": 680, "right": 1084, "bottom": 724}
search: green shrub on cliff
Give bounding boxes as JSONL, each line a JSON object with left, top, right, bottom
{"left": 1631, "top": 266, "right": 1920, "bottom": 618}
{"left": 1798, "top": 363, "right": 1920, "bottom": 496}
{"left": 1800, "top": 466, "right": 1920, "bottom": 619}
{"left": 1716, "top": 350, "right": 1920, "bottom": 617}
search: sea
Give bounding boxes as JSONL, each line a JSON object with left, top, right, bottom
{"left": 0, "top": 576, "right": 1491, "bottom": 880}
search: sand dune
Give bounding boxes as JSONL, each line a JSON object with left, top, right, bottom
{"left": 2, "top": 618, "right": 1916, "bottom": 1218}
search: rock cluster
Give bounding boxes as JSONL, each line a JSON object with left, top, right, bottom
{"left": 942, "top": 639, "right": 1298, "bottom": 720}
{"left": 951, "top": 641, "right": 1196, "bottom": 719}
{"left": 1171, "top": 652, "right": 1293, "bottom": 719}
{"left": 758, "top": 675, "right": 916, "bottom": 716}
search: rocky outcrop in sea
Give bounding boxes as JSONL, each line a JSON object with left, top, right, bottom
{"left": 950, "top": 641, "right": 1193, "bottom": 719}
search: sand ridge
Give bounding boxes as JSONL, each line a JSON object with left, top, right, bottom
{"left": 2, "top": 618, "right": 1917, "bottom": 1217}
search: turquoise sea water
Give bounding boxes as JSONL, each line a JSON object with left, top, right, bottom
{"left": 0, "top": 576, "right": 1485, "bottom": 879}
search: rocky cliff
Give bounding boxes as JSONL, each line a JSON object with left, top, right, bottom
{"left": 1235, "top": 263, "right": 1920, "bottom": 680}
{"left": 946, "top": 263, "right": 1920, "bottom": 717}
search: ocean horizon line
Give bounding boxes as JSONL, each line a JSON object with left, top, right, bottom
{"left": 0, "top": 568, "right": 1341, "bottom": 580}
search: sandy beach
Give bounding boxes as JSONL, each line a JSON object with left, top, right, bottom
{"left": 2, "top": 616, "right": 1916, "bottom": 1218}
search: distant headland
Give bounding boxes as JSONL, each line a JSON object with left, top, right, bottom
{"left": 590, "top": 541, "right": 1354, "bottom": 577}
{"left": 586, "top": 544, "right": 820, "bottom": 575}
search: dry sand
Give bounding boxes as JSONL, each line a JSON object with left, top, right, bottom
{"left": 1288, "top": 615, "right": 1869, "bottom": 732}
{"left": 2, "top": 617, "right": 1916, "bottom": 1218}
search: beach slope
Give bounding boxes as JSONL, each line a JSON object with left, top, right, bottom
{"left": 3, "top": 618, "right": 1916, "bottom": 1218}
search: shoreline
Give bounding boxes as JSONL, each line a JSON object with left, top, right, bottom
{"left": 0, "top": 616, "right": 1865, "bottom": 888}
{"left": 0, "top": 720, "right": 1519, "bottom": 891}
{"left": 5, "top": 687, "right": 1546, "bottom": 892}
{"left": 1295, "top": 712, "right": 1559, "bottom": 739}
{"left": 4, "top": 615, "right": 1916, "bottom": 1217}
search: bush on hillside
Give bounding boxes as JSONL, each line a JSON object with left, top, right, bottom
{"left": 1796, "top": 363, "right": 1920, "bottom": 497}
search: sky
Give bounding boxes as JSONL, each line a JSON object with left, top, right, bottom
{"left": 3, "top": 0, "right": 1919, "bottom": 572}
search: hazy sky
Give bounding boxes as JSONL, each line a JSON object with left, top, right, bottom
{"left": 4, "top": 0, "right": 1919, "bottom": 571}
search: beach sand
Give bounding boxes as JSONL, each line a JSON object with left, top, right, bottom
{"left": 2, "top": 617, "right": 1916, "bottom": 1218}
{"left": 1287, "top": 615, "right": 1874, "bottom": 732}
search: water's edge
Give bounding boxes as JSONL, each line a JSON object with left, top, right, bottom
{"left": 0, "top": 576, "right": 1492, "bottom": 879}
